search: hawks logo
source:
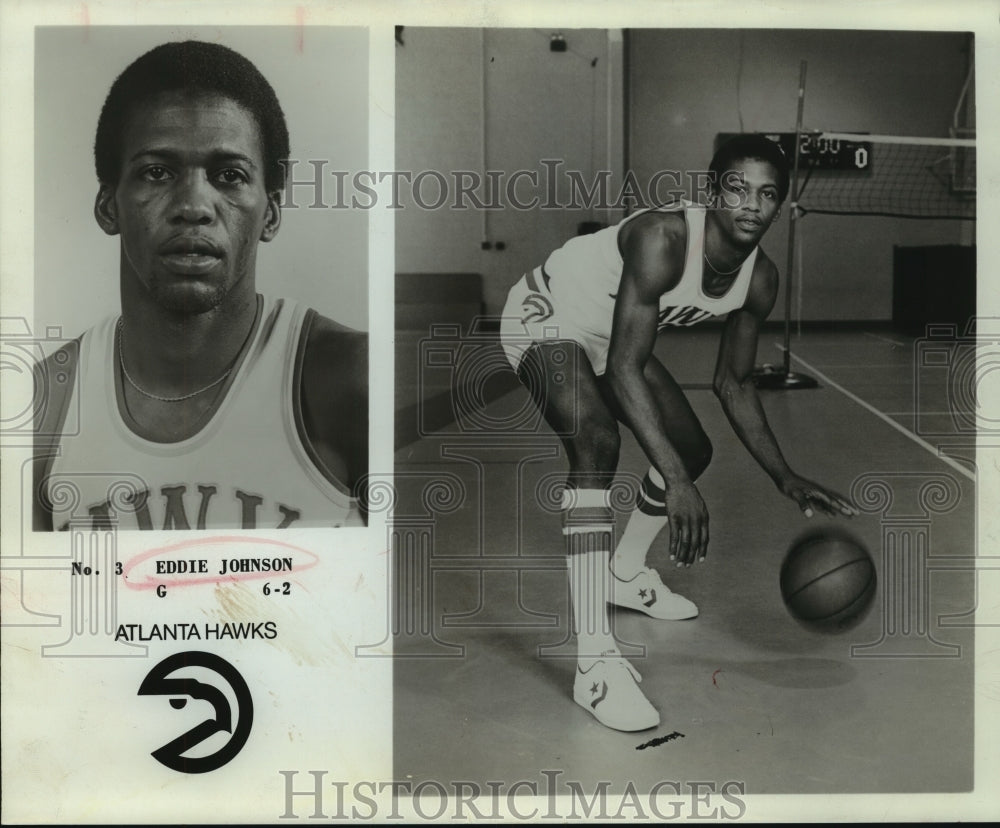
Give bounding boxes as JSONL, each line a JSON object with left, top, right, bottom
{"left": 138, "top": 651, "right": 254, "bottom": 773}
{"left": 521, "top": 292, "right": 554, "bottom": 324}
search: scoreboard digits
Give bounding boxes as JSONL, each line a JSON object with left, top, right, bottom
{"left": 788, "top": 133, "right": 872, "bottom": 170}
{"left": 717, "top": 132, "right": 873, "bottom": 171}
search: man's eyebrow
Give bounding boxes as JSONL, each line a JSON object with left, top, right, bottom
{"left": 212, "top": 151, "right": 259, "bottom": 168}
{"left": 127, "top": 148, "right": 259, "bottom": 168}
{"left": 128, "top": 147, "right": 179, "bottom": 163}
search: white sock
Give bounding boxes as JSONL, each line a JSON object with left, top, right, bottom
{"left": 611, "top": 467, "right": 668, "bottom": 580}
{"left": 563, "top": 487, "right": 617, "bottom": 664}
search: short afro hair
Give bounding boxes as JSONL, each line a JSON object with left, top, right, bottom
{"left": 94, "top": 40, "right": 290, "bottom": 192}
{"left": 709, "top": 134, "right": 790, "bottom": 203}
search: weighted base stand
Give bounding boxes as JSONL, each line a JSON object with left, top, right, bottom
{"left": 752, "top": 365, "right": 819, "bottom": 390}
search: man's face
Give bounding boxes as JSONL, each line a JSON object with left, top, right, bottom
{"left": 95, "top": 91, "right": 280, "bottom": 314}
{"left": 714, "top": 157, "right": 782, "bottom": 246}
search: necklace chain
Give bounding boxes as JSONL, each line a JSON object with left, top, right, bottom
{"left": 703, "top": 250, "right": 744, "bottom": 277}
{"left": 117, "top": 318, "right": 233, "bottom": 403}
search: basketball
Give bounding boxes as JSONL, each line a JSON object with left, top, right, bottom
{"left": 780, "top": 530, "right": 877, "bottom": 633}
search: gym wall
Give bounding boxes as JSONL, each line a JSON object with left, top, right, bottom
{"left": 395, "top": 27, "right": 624, "bottom": 315}
{"left": 396, "top": 27, "right": 973, "bottom": 323}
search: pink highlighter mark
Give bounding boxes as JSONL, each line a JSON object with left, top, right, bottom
{"left": 121, "top": 535, "right": 319, "bottom": 591}
{"left": 80, "top": 2, "right": 90, "bottom": 38}
{"left": 712, "top": 669, "right": 723, "bottom": 687}
{"left": 295, "top": 6, "right": 305, "bottom": 53}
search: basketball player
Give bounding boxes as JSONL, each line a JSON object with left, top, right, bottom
{"left": 501, "top": 134, "right": 857, "bottom": 731}
{"left": 32, "top": 41, "right": 367, "bottom": 531}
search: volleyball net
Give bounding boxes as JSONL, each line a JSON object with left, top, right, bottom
{"left": 794, "top": 130, "right": 976, "bottom": 221}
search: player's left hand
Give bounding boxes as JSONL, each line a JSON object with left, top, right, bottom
{"left": 778, "top": 474, "right": 858, "bottom": 519}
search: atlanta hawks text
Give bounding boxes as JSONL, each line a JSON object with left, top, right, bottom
{"left": 115, "top": 621, "right": 278, "bottom": 641}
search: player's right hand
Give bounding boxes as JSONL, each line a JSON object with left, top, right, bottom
{"left": 665, "top": 482, "right": 709, "bottom": 566}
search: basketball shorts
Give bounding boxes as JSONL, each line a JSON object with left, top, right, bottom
{"left": 500, "top": 267, "right": 612, "bottom": 376}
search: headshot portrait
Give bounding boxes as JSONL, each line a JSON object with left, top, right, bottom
{"left": 31, "top": 27, "right": 370, "bottom": 531}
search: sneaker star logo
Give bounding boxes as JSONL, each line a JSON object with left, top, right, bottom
{"left": 590, "top": 681, "right": 608, "bottom": 709}
{"left": 638, "top": 588, "right": 648, "bottom": 599}
{"left": 590, "top": 682, "right": 599, "bottom": 694}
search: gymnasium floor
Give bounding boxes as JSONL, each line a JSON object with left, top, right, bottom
{"left": 392, "top": 324, "right": 976, "bottom": 795}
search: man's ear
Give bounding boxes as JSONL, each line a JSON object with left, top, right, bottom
{"left": 772, "top": 207, "right": 782, "bottom": 223}
{"left": 260, "top": 191, "right": 282, "bottom": 242}
{"left": 94, "top": 184, "right": 120, "bottom": 236}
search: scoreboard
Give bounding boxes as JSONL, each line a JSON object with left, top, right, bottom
{"left": 716, "top": 132, "right": 872, "bottom": 171}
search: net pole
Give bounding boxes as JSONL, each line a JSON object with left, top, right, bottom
{"left": 781, "top": 61, "right": 818, "bottom": 387}
{"left": 755, "top": 59, "right": 818, "bottom": 390}
{"left": 782, "top": 61, "right": 803, "bottom": 374}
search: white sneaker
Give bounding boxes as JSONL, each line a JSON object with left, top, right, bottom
{"left": 573, "top": 652, "right": 660, "bottom": 731}
{"left": 610, "top": 567, "right": 699, "bottom": 620}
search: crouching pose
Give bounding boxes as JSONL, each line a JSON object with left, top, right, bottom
{"left": 500, "top": 135, "right": 856, "bottom": 731}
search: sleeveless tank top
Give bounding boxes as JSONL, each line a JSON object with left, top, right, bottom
{"left": 542, "top": 204, "right": 759, "bottom": 339}
{"left": 47, "top": 295, "right": 362, "bottom": 530}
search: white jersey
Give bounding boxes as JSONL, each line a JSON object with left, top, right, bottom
{"left": 500, "top": 203, "right": 759, "bottom": 374}
{"left": 544, "top": 203, "right": 758, "bottom": 337}
{"left": 47, "top": 295, "right": 362, "bottom": 530}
